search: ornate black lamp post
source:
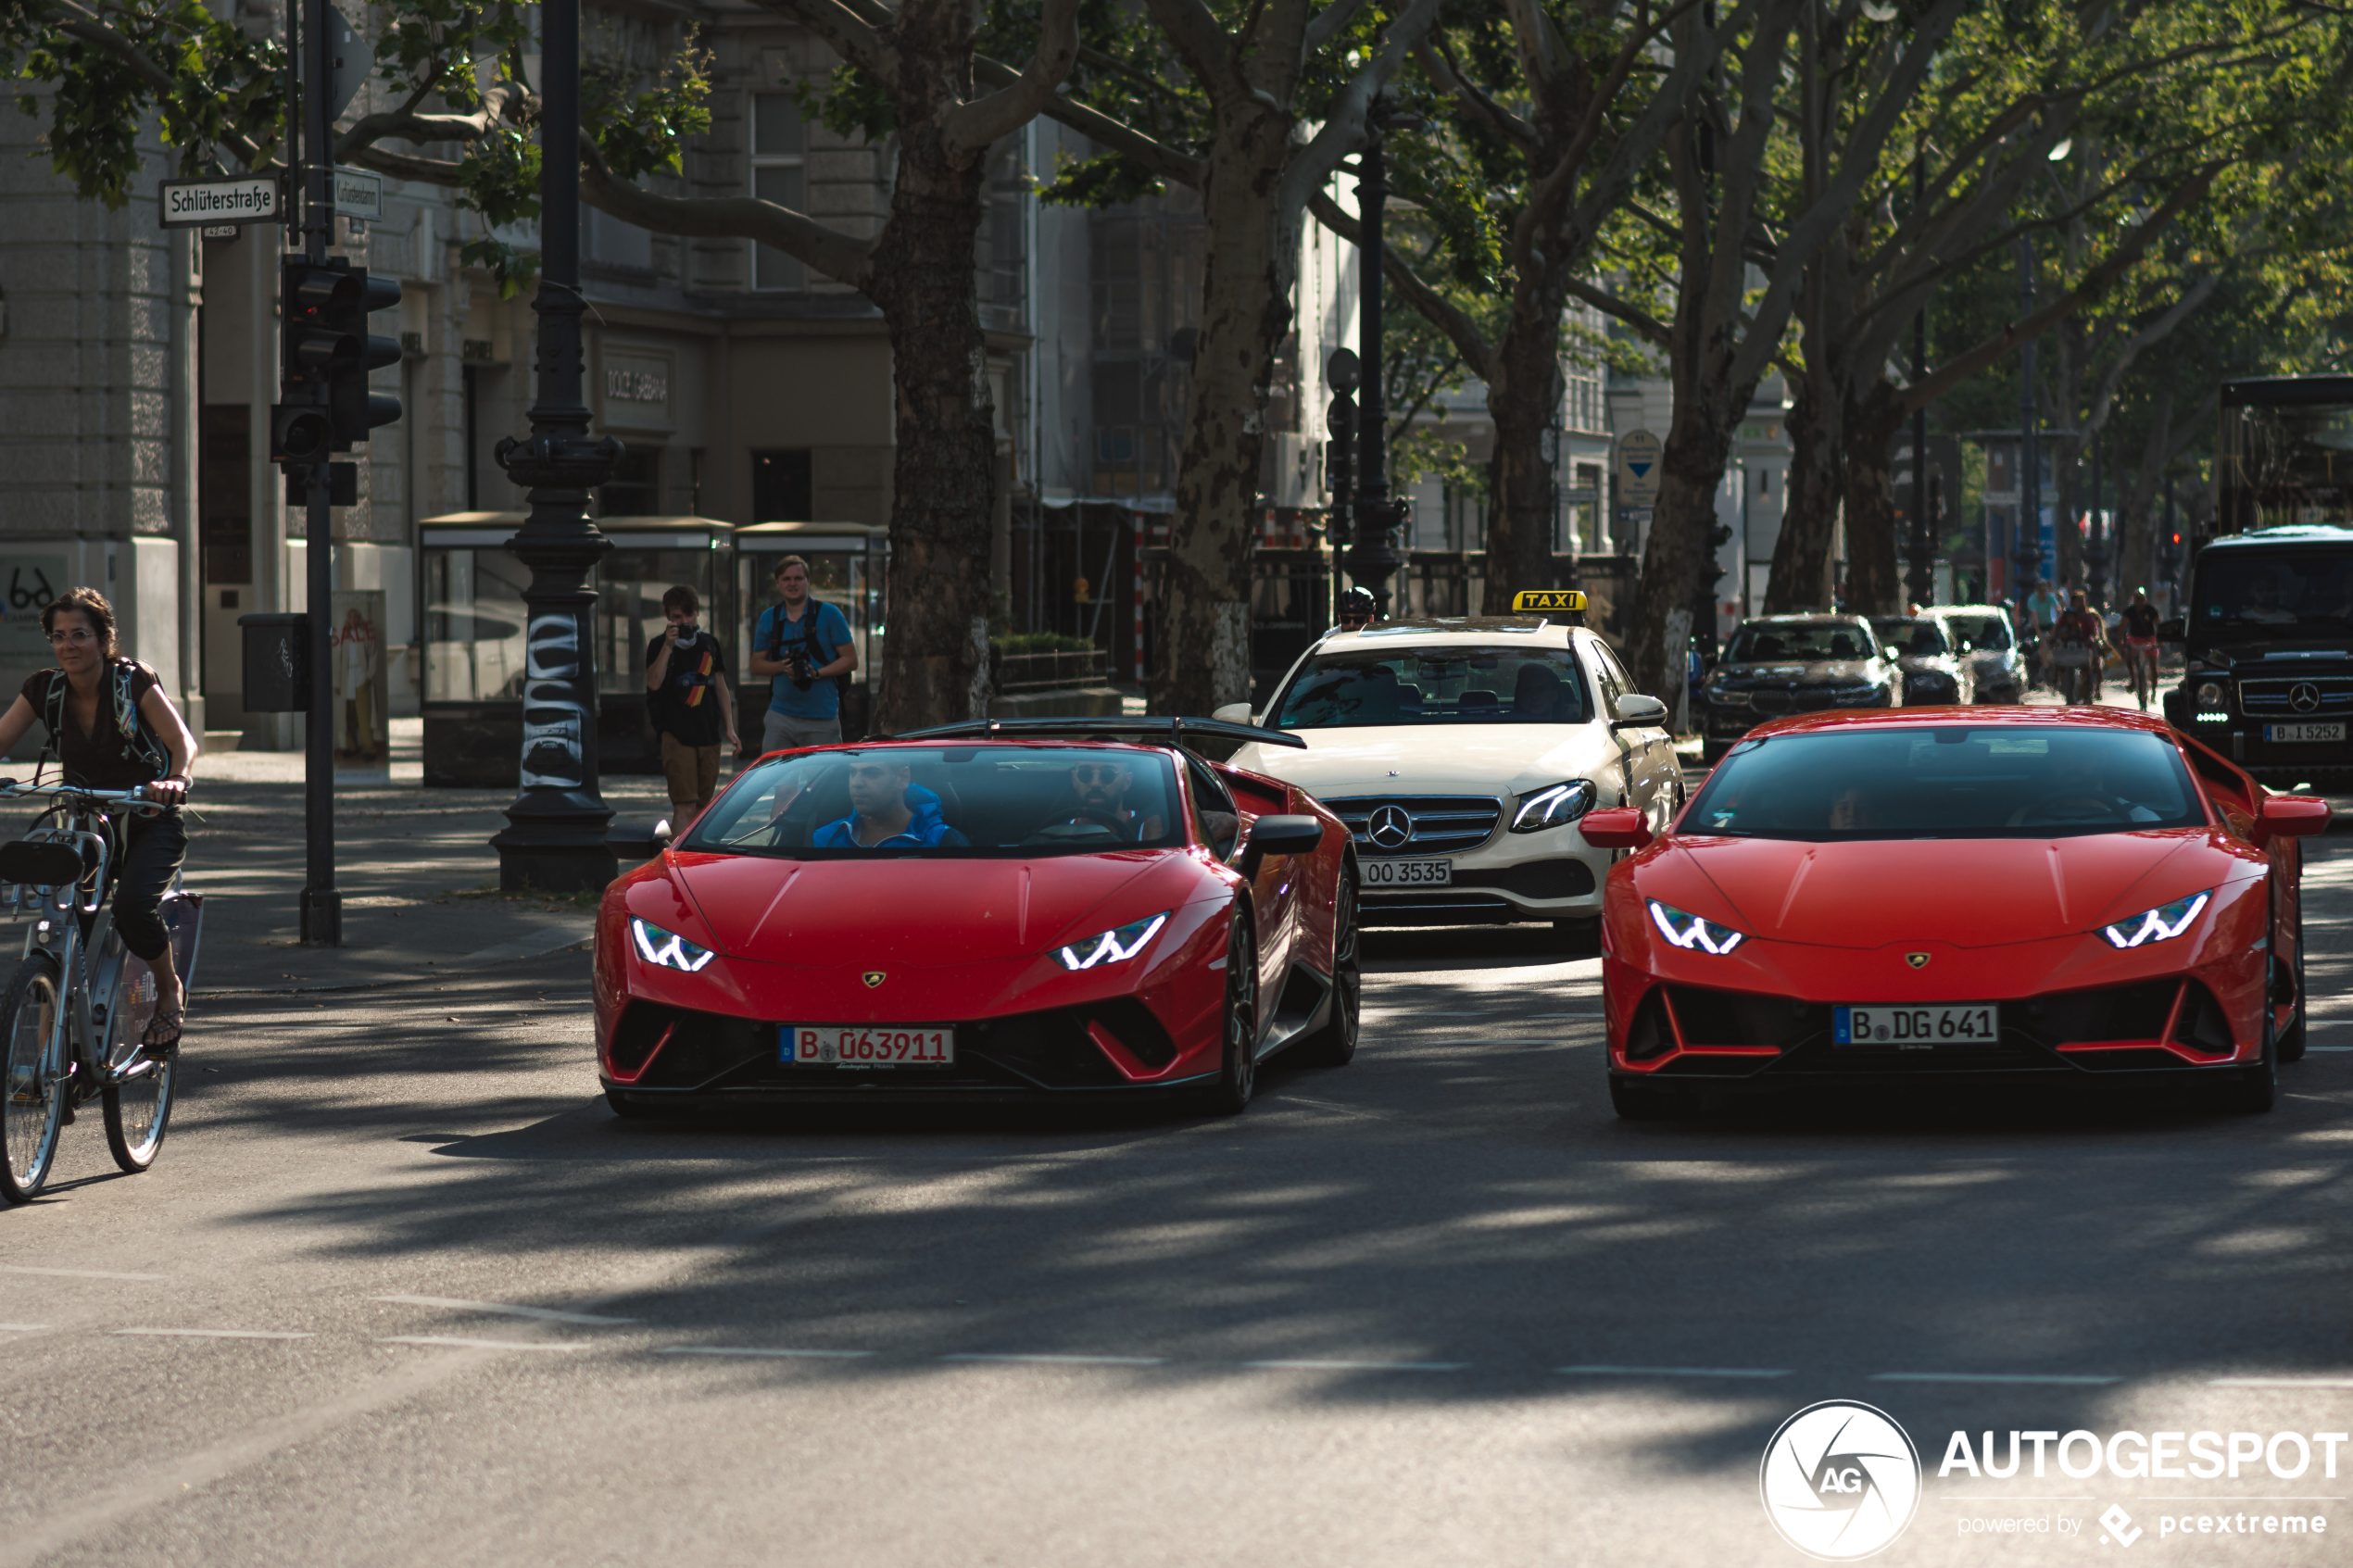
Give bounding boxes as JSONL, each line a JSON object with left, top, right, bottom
{"left": 489, "top": 0, "right": 623, "bottom": 890}
{"left": 1325, "top": 347, "right": 1358, "bottom": 624}
{"left": 1344, "top": 97, "right": 1409, "bottom": 616}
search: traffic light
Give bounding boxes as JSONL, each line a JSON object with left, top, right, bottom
{"left": 271, "top": 257, "right": 401, "bottom": 462}
{"left": 329, "top": 270, "right": 402, "bottom": 446}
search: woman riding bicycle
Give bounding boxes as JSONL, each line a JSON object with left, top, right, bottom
{"left": 0, "top": 589, "right": 195, "bottom": 1058}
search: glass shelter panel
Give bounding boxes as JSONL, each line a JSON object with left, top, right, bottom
{"left": 422, "top": 547, "right": 531, "bottom": 701}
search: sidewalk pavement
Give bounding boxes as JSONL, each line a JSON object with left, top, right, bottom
{"left": 4, "top": 718, "right": 693, "bottom": 997}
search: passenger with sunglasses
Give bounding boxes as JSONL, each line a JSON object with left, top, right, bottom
{"left": 1053, "top": 758, "right": 1166, "bottom": 842}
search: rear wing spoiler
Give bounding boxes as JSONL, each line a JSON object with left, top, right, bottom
{"left": 895, "top": 716, "right": 1308, "bottom": 752}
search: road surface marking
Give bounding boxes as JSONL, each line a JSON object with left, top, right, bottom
{"left": 1557, "top": 1364, "right": 1792, "bottom": 1379}
{"left": 1245, "top": 1359, "right": 1467, "bottom": 1372}
{"left": 114, "top": 1328, "right": 314, "bottom": 1341}
{"left": 376, "top": 1336, "right": 593, "bottom": 1351}
{"left": 659, "top": 1347, "right": 875, "bottom": 1360}
{"left": 2208, "top": 1375, "right": 2353, "bottom": 1389}
{"left": 1278, "top": 1096, "right": 1392, "bottom": 1122}
{"left": 0, "top": 1323, "right": 49, "bottom": 1332}
{"left": 372, "top": 1294, "right": 637, "bottom": 1325}
{"left": 1, "top": 1265, "right": 167, "bottom": 1281}
{"left": 942, "top": 1353, "right": 1165, "bottom": 1366}
{"left": 1871, "top": 1371, "right": 2119, "bottom": 1386}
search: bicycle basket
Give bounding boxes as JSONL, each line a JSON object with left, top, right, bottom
{"left": 2052, "top": 646, "right": 2092, "bottom": 669}
{"left": 0, "top": 841, "right": 84, "bottom": 888}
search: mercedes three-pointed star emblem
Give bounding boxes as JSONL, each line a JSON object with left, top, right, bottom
{"left": 1367, "top": 804, "right": 1414, "bottom": 850}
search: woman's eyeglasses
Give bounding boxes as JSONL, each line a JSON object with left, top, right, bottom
{"left": 45, "top": 629, "right": 95, "bottom": 646}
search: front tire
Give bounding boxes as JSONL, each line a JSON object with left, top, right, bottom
{"left": 1290, "top": 872, "right": 1359, "bottom": 1068}
{"left": 2230, "top": 983, "right": 2279, "bottom": 1114}
{"left": 2277, "top": 897, "right": 2308, "bottom": 1063}
{"left": 0, "top": 955, "right": 67, "bottom": 1204}
{"left": 1203, "top": 913, "right": 1259, "bottom": 1115}
{"left": 100, "top": 958, "right": 175, "bottom": 1173}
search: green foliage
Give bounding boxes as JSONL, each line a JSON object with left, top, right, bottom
{"left": 1, "top": 0, "right": 285, "bottom": 205}
{"left": 586, "top": 42, "right": 712, "bottom": 182}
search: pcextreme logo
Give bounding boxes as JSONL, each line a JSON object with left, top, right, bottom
{"left": 1761, "top": 1400, "right": 1924, "bottom": 1561}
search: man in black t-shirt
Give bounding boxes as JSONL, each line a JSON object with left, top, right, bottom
{"left": 644, "top": 585, "right": 737, "bottom": 829}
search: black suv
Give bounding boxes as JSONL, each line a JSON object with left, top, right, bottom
{"left": 2161, "top": 522, "right": 2353, "bottom": 786}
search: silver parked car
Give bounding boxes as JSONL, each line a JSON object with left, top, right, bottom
{"left": 1923, "top": 604, "right": 2027, "bottom": 704}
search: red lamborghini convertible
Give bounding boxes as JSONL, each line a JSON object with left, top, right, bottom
{"left": 1581, "top": 708, "right": 2330, "bottom": 1118}
{"left": 593, "top": 718, "right": 1359, "bottom": 1115}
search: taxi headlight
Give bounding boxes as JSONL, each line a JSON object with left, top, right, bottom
{"left": 630, "top": 917, "right": 716, "bottom": 972}
{"left": 1056, "top": 911, "right": 1169, "bottom": 971}
{"left": 1647, "top": 900, "right": 1746, "bottom": 955}
{"left": 1512, "top": 779, "right": 1598, "bottom": 833}
{"left": 2099, "top": 890, "right": 2211, "bottom": 950}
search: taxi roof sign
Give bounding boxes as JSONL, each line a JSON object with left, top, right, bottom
{"left": 1510, "top": 589, "right": 1587, "bottom": 614}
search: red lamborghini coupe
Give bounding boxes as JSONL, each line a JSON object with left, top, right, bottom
{"left": 593, "top": 719, "right": 1359, "bottom": 1115}
{"left": 1581, "top": 708, "right": 2330, "bottom": 1118}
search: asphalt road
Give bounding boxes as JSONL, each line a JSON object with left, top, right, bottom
{"left": 5, "top": 847, "right": 2351, "bottom": 1565}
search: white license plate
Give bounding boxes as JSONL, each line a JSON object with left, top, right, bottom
{"left": 783, "top": 1025, "right": 955, "bottom": 1066}
{"left": 1361, "top": 858, "right": 1453, "bottom": 887}
{"left": 1834, "top": 1003, "right": 2000, "bottom": 1047}
{"left": 2265, "top": 722, "right": 2346, "bottom": 744}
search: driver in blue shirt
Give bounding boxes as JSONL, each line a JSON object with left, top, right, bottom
{"left": 812, "top": 759, "right": 968, "bottom": 847}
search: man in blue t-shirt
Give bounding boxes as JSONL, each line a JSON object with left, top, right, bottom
{"left": 749, "top": 555, "right": 858, "bottom": 753}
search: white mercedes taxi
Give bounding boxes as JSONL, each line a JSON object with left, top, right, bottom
{"left": 1215, "top": 597, "right": 1683, "bottom": 930}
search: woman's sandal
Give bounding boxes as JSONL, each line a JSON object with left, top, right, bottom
{"left": 138, "top": 1007, "right": 184, "bottom": 1062}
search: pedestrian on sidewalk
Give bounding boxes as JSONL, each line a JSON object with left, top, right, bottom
{"left": 646, "top": 585, "right": 738, "bottom": 831}
{"left": 749, "top": 556, "right": 857, "bottom": 752}
{"left": 0, "top": 587, "right": 197, "bottom": 1058}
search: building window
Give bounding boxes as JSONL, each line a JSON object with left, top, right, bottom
{"left": 751, "top": 92, "right": 806, "bottom": 292}
{"left": 751, "top": 448, "right": 812, "bottom": 521}
{"left": 599, "top": 444, "right": 663, "bottom": 517}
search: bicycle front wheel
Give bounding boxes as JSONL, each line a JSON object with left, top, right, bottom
{"left": 0, "top": 953, "right": 67, "bottom": 1204}
{"left": 100, "top": 959, "right": 174, "bottom": 1173}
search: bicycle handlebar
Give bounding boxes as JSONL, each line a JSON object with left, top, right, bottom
{"left": 0, "top": 779, "right": 181, "bottom": 813}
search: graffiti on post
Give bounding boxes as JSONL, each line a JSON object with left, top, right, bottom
{"left": 520, "top": 608, "right": 591, "bottom": 789}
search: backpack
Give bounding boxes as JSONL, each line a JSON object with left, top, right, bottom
{"left": 42, "top": 659, "right": 170, "bottom": 781}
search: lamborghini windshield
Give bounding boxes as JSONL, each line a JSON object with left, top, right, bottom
{"left": 1271, "top": 646, "right": 1592, "bottom": 728}
{"left": 1685, "top": 726, "right": 2207, "bottom": 840}
{"left": 685, "top": 746, "right": 1186, "bottom": 857}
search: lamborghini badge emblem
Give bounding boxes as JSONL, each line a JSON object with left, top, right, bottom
{"left": 862, "top": 971, "right": 887, "bottom": 988}
{"left": 1905, "top": 953, "right": 1930, "bottom": 970}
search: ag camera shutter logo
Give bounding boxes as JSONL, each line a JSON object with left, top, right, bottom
{"left": 1759, "top": 1400, "right": 1922, "bottom": 1560}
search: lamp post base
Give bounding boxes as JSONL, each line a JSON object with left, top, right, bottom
{"left": 298, "top": 886, "right": 341, "bottom": 947}
{"left": 492, "top": 792, "right": 619, "bottom": 893}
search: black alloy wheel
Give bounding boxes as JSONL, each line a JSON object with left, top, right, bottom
{"left": 1205, "top": 912, "right": 1259, "bottom": 1115}
{"left": 2277, "top": 890, "right": 2308, "bottom": 1064}
{"left": 1291, "top": 871, "right": 1359, "bottom": 1067}
{"left": 2231, "top": 958, "right": 2281, "bottom": 1114}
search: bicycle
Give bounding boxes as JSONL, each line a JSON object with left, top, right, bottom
{"left": 0, "top": 781, "right": 200, "bottom": 1203}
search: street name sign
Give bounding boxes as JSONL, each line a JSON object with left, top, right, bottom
{"left": 159, "top": 176, "right": 281, "bottom": 229}
{"left": 333, "top": 168, "right": 384, "bottom": 222}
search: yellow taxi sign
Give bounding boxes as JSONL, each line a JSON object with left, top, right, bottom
{"left": 1510, "top": 589, "right": 1587, "bottom": 614}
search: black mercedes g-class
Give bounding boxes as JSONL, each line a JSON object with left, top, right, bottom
{"left": 2162, "top": 522, "right": 2353, "bottom": 786}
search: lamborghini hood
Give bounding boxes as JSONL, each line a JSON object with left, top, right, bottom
{"left": 1640, "top": 831, "right": 2254, "bottom": 950}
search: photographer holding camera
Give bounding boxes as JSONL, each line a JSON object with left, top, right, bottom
{"left": 749, "top": 555, "right": 857, "bottom": 752}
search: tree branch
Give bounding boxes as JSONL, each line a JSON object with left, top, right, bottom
{"left": 1303, "top": 0, "right": 1373, "bottom": 56}
{"left": 942, "top": 0, "right": 1081, "bottom": 155}
{"left": 40, "top": 5, "right": 270, "bottom": 169}
{"left": 345, "top": 144, "right": 465, "bottom": 184}
{"left": 2085, "top": 270, "right": 2223, "bottom": 433}
{"left": 1309, "top": 189, "right": 1497, "bottom": 380}
{"left": 1565, "top": 275, "right": 1673, "bottom": 349}
{"left": 1416, "top": 36, "right": 1537, "bottom": 149}
{"left": 975, "top": 55, "right": 1207, "bottom": 186}
{"left": 753, "top": 0, "right": 901, "bottom": 94}
{"left": 578, "top": 131, "right": 876, "bottom": 291}
{"left": 1279, "top": 0, "right": 1449, "bottom": 223}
